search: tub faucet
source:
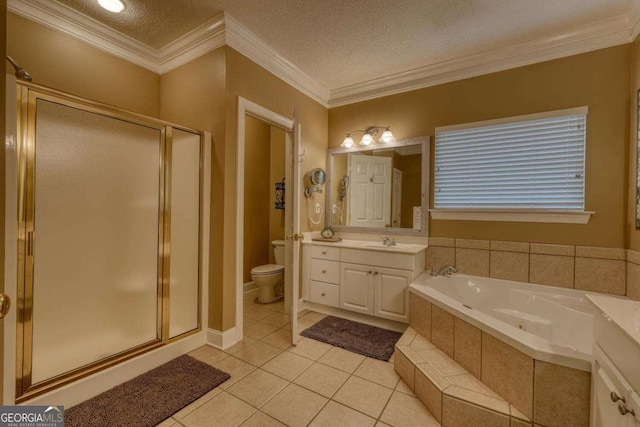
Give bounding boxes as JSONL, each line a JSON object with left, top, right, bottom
{"left": 431, "top": 265, "right": 457, "bottom": 276}
{"left": 382, "top": 237, "right": 396, "bottom": 246}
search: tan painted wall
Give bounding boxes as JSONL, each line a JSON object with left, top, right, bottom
{"left": 269, "top": 126, "right": 286, "bottom": 261}
{"left": 243, "top": 116, "right": 271, "bottom": 283}
{"left": 7, "top": 13, "right": 160, "bottom": 117}
{"left": 329, "top": 45, "right": 631, "bottom": 248}
{"left": 159, "top": 48, "right": 227, "bottom": 330}
{"left": 222, "top": 47, "right": 328, "bottom": 329}
{"left": 628, "top": 36, "right": 640, "bottom": 250}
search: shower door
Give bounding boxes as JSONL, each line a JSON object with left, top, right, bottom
{"left": 15, "top": 83, "right": 203, "bottom": 401}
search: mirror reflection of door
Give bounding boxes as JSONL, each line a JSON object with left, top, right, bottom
{"left": 348, "top": 154, "right": 391, "bottom": 227}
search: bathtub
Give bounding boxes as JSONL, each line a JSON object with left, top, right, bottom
{"left": 410, "top": 271, "right": 596, "bottom": 371}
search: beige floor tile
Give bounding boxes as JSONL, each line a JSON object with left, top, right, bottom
{"left": 261, "top": 329, "right": 293, "bottom": 350}
{"left": 302, "top": 311, "right": 327, "bottom": 323}
{"left": 243, "top": 316, "right": 258, "bottom": 327}
{"left": 375, "top": 423, "right": 392, "bottom": 427}
{"left": 318, "top": 346, "right": 366, "bottom": 373}
{"left": 333, "top": 376, "right": 394, "bottom": 418}
{"left": 418, "top": 348, "right": 467, "bottom": 376}
{"left": 310, "top": 401, "right": 376, "bottom": 427}
{"left": 263, "top": 300, "right": 286, "bottom": 313}
{"left": 173, "top": 387, "right": 224, "bottom": 419}
{"left": 293, "top": 362, "right": 350, "bottom": 398}
{"left": 298, "top": 309, "right": 311, "bottom": 317}
{"left": 225, "top": 337, "right": 257, "bottom": 355}
{"left": 234, "top": 341, "right": 283, "bottom": 367}
{"left": 226, "top": 369, "right": 288, "bottom": 408}
{"left": 395, "top": 378, "right": 416, "bottom": 396}
{"left": 288, "top": 337, "right": 333, "bottom": 361}
{"left": 261, "top": 312, "right": 291, "bottom": 328}
{"left": 214, "top": 356, "right": 257, "bottom": 389}
{"left": 380, "top": 390, "right": 440, "bottom": 427}
{"left": 189, "top": 345, "right": 229, "bottom": 366}
{"left": 262, "top": 351, "right": 314, "bottom": 381}
{"left": 244, "top": 307, "right": 274, "bottom": 321}
{"left": 244, "top": 322, "right": 279, "bottom": 340}
{"left": 180, "top": 391, "right": 256, "bottom": 427}
{"left": 239, "top": 411, "right": 286, "bottom": 427}
{"left": 410, "top": 334, "right": 435, "bottom": 351}
{"left": 154, "top": 418, "right": 176, "bottom": 427}
{"left": 448, "top": 373, "right": 502, "bottom": 399}
{"left": 296, "top": 318, "right": 316, "bottom": 333}
{"left": 354, "top": 357, "right": 400, "bottom": 389}
{"left": 262, "top": 383, "right": 328, "bottom": 427}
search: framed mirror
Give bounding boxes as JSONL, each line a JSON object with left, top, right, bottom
{"left": 326, "top": 136, "right": 429, "bottom": 236}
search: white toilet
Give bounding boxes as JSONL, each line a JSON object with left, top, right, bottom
{"left": 251, "top": 240, "right": 285, "bottom": 303}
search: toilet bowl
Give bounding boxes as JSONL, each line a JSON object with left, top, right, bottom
{"left": 251, "top": 240, "right": 285, "bottom": 303}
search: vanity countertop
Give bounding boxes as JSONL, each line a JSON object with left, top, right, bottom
{"left": 587, "top": 294, "right": 640, "bottom": 351}
{"left": 302, "top": 238, "right": 427, "bottom": 255}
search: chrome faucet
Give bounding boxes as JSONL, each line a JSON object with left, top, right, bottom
{"left": 382, "top": 237, "right": 396, "bottom": 246}
{"left": 431, "top": 265, "right": 457, "bottom": 276}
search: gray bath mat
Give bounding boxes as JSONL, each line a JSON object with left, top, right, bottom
{"left": 301, "top": 316, "right": 402, "bottom": 361}
{"left": 65, "top": 354, "right": 230, "bottom": 427}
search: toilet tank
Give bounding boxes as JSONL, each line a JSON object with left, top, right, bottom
{"left": 272, "top": 240, "right": 285, "bottom": 265}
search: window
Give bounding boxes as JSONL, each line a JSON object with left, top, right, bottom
{"left": 432, "top": 107, "right": 591, "bottom": 223}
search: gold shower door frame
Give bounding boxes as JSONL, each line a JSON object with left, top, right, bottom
{"left": 15, "top": 82, "right": 204, "bottom": 402}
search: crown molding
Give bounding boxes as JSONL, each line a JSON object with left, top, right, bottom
{"left": 8, "top": 0, "right": 162, "bottom": 72}
{"left": 329, "top": 10, "right": 639, "bottom": 107}
{"left": 8, "top": 0, "right": 640, "bottom": 110}
{"left": 223, "top": 13, "right": 330, "bottom": 107}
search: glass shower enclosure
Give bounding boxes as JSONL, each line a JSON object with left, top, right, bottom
{"left": 14, "top": 82, "right": 203, "bottom": 401}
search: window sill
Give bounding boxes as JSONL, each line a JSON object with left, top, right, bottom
{"left": 429, "top": 209, "right": 594, "bottom": 224}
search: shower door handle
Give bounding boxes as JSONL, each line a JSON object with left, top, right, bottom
{"left": 0, "top": 294, "right": 10, "bottom": 319}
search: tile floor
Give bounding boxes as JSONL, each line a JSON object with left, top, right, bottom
{"left": 154, "top": 292, "right": 439, "bottom": 427}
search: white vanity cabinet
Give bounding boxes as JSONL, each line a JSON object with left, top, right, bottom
{"left": 588, "top": 296, "right": 640, "bottom": 427}
{"left": 303, "top": 240, "right": 426, "bottom": 323}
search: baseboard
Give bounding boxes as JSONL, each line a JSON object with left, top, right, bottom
{"left": 207, "top": 327, "right": 239, "bottom": 350}
{"left": 243, "top": 282, "right": 258, "bottom": 293}
{"left": 303, "top": 301, "right": 408, "bottom": 332}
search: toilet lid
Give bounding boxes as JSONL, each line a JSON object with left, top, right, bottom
{"left": 251, "top": 264, "right": 284, "bottom": 275}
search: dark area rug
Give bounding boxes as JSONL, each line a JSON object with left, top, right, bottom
{"left": 301, "top": 316, "right": 402, "bottom": 361}
{"left": 65, "top": 354, "right": 230, "bottom": 427}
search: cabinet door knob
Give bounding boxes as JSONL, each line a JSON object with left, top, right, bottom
{"left": 322, "top": 251, "right": 327, "bottom": 255}
{"left": 322, "top": 270, "right": 326, "bottom": 273}
{"left": 374, "top": 271, "right": 379, "bottom": 275}
{"left": 618, "top": 403, "right": 635, "bottom": 417}
{"left": 611, "top": 392, "right": 626, "bottom": 403}
{"left": 368, "top": 271, "right": 372, "bottom": 275}
{"left": 321, "top": 292, "right": 326, "bottom": 296}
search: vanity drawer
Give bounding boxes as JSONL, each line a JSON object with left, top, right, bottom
{"left": 310, "top": 260, "right": 340, "bottom": 284}
{"left": 308, "top": 281, "right": 340, "bottom": 307}
{"left": 311, "top": 245, "right": 340, "bottom": 261}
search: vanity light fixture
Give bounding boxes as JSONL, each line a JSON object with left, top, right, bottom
{"left": 340, "top": 126, "right": 395, "bottom": 148}
{"left": 98, "top": 0, "right": 126, "bottom": 13}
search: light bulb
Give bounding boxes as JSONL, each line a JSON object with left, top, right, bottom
{"left": 98, "top": 0, "right": 126, "bottom": 13}
{"left": 360, "top": 133, "right": 374, "bottom": 145}
{"left": 341, "top": 136, "right": 354, "bottom": 148}
{"left": 379, "top": 129, "right": 395, "bottom": 143}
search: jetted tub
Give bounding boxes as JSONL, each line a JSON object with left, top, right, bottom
{"left": 410, "top": 271, "right": 597, "bottom": 371}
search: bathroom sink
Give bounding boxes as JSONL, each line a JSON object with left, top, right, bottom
{"left": 364, "top": 243, "right": 415, "bottom": 249}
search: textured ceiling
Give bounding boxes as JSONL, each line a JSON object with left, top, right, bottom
{"left": 55, "top": 0, "right": 634, "bottom": 90}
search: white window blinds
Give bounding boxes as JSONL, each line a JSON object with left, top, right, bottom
{"left": 434, "top": 108, "right": 587, "bottom": 210}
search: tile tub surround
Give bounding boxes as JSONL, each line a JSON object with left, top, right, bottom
{"left": 395, "top": 327, "right": 528, "bottom": 427}
{"left": 426, "top": 239, "right": 630, "bottom": 296}
{"left": 407, "top": 294, "right": 591, "bottom": 426}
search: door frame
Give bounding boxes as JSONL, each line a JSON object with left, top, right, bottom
{"left": 235, "top": 97, "right": 299, "bottom": 344}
